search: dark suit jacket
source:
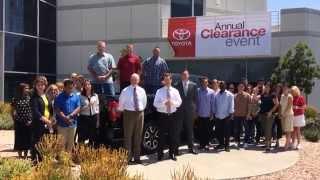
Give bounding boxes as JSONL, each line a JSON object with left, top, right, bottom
{"left": 176, "top": 80, "right": 197, "bottom": 119}
{"left": 31, "top": 93, "right": 53, "bottom": 134}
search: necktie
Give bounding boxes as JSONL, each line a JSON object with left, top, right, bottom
{"left": 183, "top": 81, "right": 188, "bottom": 96}
{"left": 133, "top": 87, "right": 139, "bottom": 111}
{"left": 166, "top": 88, "right": 171, "bottom": 113}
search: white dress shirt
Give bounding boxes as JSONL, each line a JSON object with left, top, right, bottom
{"left": 118, "top": 85, "right": 147, "bottom": 111}
{"left": 80, "top": 93, "right": 100, "bottom": 116}
{"left": 153, "top": 86, "right": 182, "bottom": 114}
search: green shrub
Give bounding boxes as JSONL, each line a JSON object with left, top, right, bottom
{"left": 303, "top": 122, "right": 320, "bottom": 142}
{"left": 0, "top": 102, "right": 13, "bottom": 130}
{"left": 0, "top": 158, "right": 32, "bottom": 179}
{"left": 305, "top": 106, "right": 319, "bottom": 124}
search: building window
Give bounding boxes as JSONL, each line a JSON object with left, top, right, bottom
{"left": 171, "top": 0, "right": 203, "bottom": 17}
{"left": 4, "top": 73, "right": 36, "bottom": 101}
{"left": 5, "top": 33, "right": 37, "bottom": 73}
{"left": 39, "top": 40, "right": 56, "bottom": 74}
{"left": 0, "top": 0, "right": 3, "bottom": 30}
{"left": 42, "top": 0, "right": 56, "bottom": 6}
{"left": 5, "top": 0, "right": 37, "bottom": 35}
{"left": 194, "top": 0, "right": 204, "bottom": 16}
{"left": 40, "top": 1, "right": 56, "bottom": 40}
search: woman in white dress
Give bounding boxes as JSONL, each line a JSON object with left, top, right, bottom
{"left": 279, "top": 84, "right": 294, "bottom": 150}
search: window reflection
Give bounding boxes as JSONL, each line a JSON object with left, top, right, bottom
{"left": 5, "top": 0, "right": 37, "bottom": 35}
{"left": 5, "top": 34, "right": 37, "bottom": 72}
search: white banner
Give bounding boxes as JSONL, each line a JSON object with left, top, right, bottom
{"left": 168, "top": 13, "right": 272, "bottom": 58}
{"left": 196, "top": 13, "right": 271, "bottom": 57}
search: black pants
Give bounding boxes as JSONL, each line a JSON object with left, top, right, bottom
{"left": 78, "top": 115, "right": 98, "bottom": 145}
{"left": 177, "top": 111, "right": 194, "bottom": 149}
{"left": 233, "top": 116, "right": 245, "bottom": 143}
{"left": 198, "top": 117, "right": 211, "bottom": 147}
{"left": 157, "top": 112, "right": 179, "bottom": 156}
{"left": 216, "top": 117, "right": 231, "bottom": 148}
{"left": 31, "top": 127, "right": 47, "bottom": 162}
{"left": 272, "top": 116, "right": 283, "bottom": 140}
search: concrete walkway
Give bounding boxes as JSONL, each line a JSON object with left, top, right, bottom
{"left": 0, "top": 130, "right": 299, "bottom": 179}
{"left": 128, "top": 145, "right": 299, "bottom": 180}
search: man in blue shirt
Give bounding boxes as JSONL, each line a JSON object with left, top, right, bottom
{"left": 55, "top": 79, "right": 81, "bottom": 152}
{"left": 88, "top": 41, "right": 116, "bottom": 96}
{"left": 196, "top": 77, "right": 215, "bottom": 151}
{"left": 213, "top": 81, "right": 234, "bottom": 152}
{"left": 142, "top": 47, "right": 169, "bottom": 94}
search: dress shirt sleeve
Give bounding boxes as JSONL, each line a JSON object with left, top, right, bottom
{"left": 153, "top": 89, "right": 165, "bottom": 109}
{"left": 95, "top": 95, "right": 100, "bottom": 113}
{"left": 229, "top": 94, "right": 235, "bottom": 114}
{"left": 211, "top": 93, "right": 216, "bottom": 115}
{"left": 118, "top": 89, "right": 126, "bottom": 111}
{"left": 142, "top": 89, "right": 148, "bottom": 110}
{"left": 172, "top": 89, "right": 182, "bottom": 108}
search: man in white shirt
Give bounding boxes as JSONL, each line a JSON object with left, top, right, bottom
{"left": 118, "top": 73, "right": 147, "bottom": 164}
{"left": 154, "top": 73, "right": 182, "bottom": 161}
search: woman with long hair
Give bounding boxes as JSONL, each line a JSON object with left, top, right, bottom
{"left": 78, "top": 80, "right": 100, "bottom": 146}
{"left": 46, "top": 84, "right": 60, "bottom": 133}
{"left": 291, "top": 86, "right": 306, "bottom": 150}
{"left": 30, "top": 76, "right": 53, "bottom": 162}
{"left": 279, "top": 84, "right": 294, "bottom": 150}
{"left": 259, "top": 82, "right": 279, "bottom": 152}
{"left": 11, "top": 83, "right": 33, "bottom": 159}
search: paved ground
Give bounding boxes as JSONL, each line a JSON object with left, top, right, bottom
{"left": 0, "top": 130, "right": 299, "bottom": 180}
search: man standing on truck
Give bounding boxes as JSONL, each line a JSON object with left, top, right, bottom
{"left": 88, "top": 41, "right": 116, "bottom": 96}
{"left": 117, "top": 44, "right": 142, "bottom": 91}
{"left": 154, "top": 73, "right": 182, "bottom": 161}
{"left": 142, "top": 47, "right": 169, "bottom": 94}
{"left": 118, "top": 73, "right": 147, "bottom": 164}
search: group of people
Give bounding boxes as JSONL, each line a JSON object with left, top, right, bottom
{"left": 11, "top": 76, "right": 96, "bottom": 162}
{"left": 11, "top": 40, "right": 306, "bottom": 165}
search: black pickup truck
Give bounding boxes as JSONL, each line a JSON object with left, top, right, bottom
{"left": 97, "top": 74, "right": 202, "bottom": 154}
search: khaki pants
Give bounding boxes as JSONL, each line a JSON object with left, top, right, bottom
{"left": 57, "top": 126, "right": 77, "bottom": 152}
{"left": 123, "top": 110, "right": 144, "bottom": 160}
{"left": 259, "top": 114, "right": 274, "bottom": 145}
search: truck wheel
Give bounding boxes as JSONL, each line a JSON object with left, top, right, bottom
{"left": 142, "top": 122, "right": 160, "bottom": 154}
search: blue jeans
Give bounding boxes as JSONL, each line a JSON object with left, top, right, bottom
{"left": 93, "top": 83, "right": 115, "bottom": 96}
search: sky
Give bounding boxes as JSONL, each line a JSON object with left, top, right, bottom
{"left": 268, "top": 0, "right": 320, "bottom": 11}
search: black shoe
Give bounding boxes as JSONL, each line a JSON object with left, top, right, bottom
{"left": 225, "top": 147, "right": 230, "bottom": 152}
{"left": 189, "top": 148, "right": 198, "bottom": 155}
{"left": 265, "top": 147, "right": 271, "bottom": 152}
{"left": 170, "top": 154, "right": 177, "bottom": 161}
{"left": 275, "top": 141, "right": 280, "bottom": 148}
{"left": 175, "top": 150, "right": 181, "bottom": 156}
{"left": 158, "top": 153, "right": 164, "bottom": 161}
{"left": 214, "top": 145, "right": 224, "bottom": 150}
{"left": 134, "top": 159, "right": 142, "bottom": 164}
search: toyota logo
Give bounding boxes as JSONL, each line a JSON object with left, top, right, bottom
{"left": 173, "top": 28, "right": 191, "bottom": 41}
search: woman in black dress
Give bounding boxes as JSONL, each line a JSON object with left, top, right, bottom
{"left": 30, "top": 76, "right": 53, "bottom": 162}
{"left": 11, "top": 83, "right": 33, "bottom": 159}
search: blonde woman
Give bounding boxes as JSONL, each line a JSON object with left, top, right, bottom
{"left": 291, "top": 86, "right": 306, "bottom": 150}
{"left": 279, "top": 84, "right": 294, "bottom": 150}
